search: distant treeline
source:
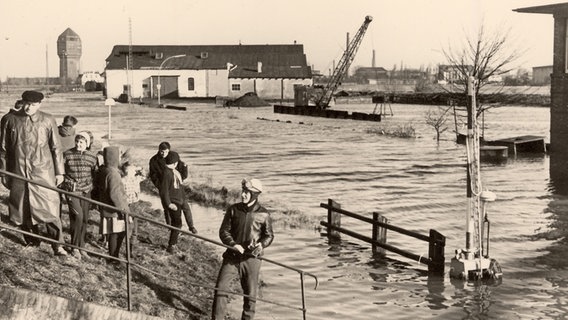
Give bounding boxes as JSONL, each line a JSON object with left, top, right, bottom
{"left": 377, "top": 92, "right": 550, "bottom": 107}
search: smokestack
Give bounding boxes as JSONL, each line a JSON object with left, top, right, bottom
{"left": 372, "top": 50, "right": 376, "bottom": 68}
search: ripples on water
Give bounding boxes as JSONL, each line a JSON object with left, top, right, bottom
{"left": 3, "top": 93, "right": 567, "bottom": 319}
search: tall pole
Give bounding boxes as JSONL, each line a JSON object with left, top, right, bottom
{"left": 465, "top": 76, "right": 476, "bottom": 259}
{"left": 128, "top": 17, "right": 133, "bottom": 107}
{"left": 157, "top": 54, "right": 186, "bottom": 107}
{"left": 45, "top": 44, "right": 49, "bottom": 87}
{"left": 105, "top": 98, "right": 115, "bottom": 140}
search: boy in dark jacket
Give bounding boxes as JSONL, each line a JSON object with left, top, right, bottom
{"left": 149, "top": 141, "right": 197, "bottom": 234}
{"left": 58, "top": 115, "right": 78, "bottom": 153}
{"left": 159, "top": 151, "right": 186, "bottom": 253}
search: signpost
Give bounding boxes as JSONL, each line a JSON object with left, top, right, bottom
{"left": 105, "top": 98, "right": 115, "bottom": 140}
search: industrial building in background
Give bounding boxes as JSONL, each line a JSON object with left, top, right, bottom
{"left": 103, "top": 44, "right": 313, "bottom": 100}
{"left": 57, "top": 28, "right": 82, "bottom": 86}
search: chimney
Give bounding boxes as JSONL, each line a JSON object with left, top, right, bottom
{"left": 257, "top": 61, "right": 262, "bottom": 73}
{"left": 372, "top": 50, "right": 376, "bottom": 68}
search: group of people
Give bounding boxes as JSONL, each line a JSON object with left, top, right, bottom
{"left": 0, "top": 90, "right": 275, "bottom": 319}
{"left": 0, "top": 90, "right": 153, "bottom": 261}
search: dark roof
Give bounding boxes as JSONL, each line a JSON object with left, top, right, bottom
{"left": 105, "top": 44, "right": 312, "bottom": 79}
{"left": 514, "top": 2, "right": 568, "bottom": 15}
{"left": 59, "top": 28, "right": 79, "bottom": 39}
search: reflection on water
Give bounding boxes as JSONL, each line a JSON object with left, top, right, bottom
{"left": 2, "top": 93, "right": 567, "bottom": 319}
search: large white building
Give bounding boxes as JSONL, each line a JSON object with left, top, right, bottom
{"left": 104, "top": 44, "right": 313, "bottom": 100}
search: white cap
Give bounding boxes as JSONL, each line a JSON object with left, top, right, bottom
{"left": 242, "top": 178, "right": 263, "bottom": 193}
{"left": 76, "top": 131, "right": 91, "bottom": 147}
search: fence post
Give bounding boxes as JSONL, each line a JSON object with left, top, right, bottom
{"left": 327, "top": 199, "right": 341, "bottom": 239}
{"left": 372, "top": 212, "right": 388, "bottom": 256}
{"left": 428, "top": 229, "right": 446, "bottom": 275}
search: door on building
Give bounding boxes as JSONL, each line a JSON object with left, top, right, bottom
{"left": 152, "top": 76, "right": 179, "bottom": 98}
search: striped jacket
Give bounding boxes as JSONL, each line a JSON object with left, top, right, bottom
{"left": 63, "top": 148, "right": 98, "bottom": 193}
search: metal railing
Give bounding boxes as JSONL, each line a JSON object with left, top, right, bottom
{"left": 0, "top": 169, "right": 318, "bottom": 319}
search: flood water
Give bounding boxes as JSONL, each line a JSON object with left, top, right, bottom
{"left": 3, "top": 92, "right": 567, "bottom": 319}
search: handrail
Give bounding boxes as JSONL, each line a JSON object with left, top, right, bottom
{"left": 0, "top": 223, "right": 305, "bottom": 313}
{"left": 0, "top": 168, "right": 318, "bottom": 318}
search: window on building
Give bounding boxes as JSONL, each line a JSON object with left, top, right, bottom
{"left": 188, "top": 77, "right": 195, "bottom": 91}
{"left": 231, "top": 83, "right": 241, "bottom": 91}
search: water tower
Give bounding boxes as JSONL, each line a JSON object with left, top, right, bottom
{"left": 57, "top": 28, "right": 82, "bottom": 85}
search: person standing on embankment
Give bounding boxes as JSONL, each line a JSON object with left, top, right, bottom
{"left": 0, "top": 90, "right": 67, "bottom": 256}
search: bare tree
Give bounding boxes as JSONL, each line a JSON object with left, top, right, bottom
{"left": 442, "top": 24, "right": 522, "bottom": 116}
{"left": 425, "top": 106, "right": 452, "bottom": 142}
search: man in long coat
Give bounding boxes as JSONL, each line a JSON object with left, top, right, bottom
{"left": 0, "top": 90, "right": 67, "bottom": 255}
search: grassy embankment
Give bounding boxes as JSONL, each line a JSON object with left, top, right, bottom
{"left": 0, "top": 173, "right": 321, "bottom": 320}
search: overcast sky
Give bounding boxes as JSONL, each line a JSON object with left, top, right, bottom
{"left": 0, "top": 0, "right": 561, "bottom": 80}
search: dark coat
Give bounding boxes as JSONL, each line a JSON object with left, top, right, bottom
{"left": 0, "top": 109, "right": 65, "bottom": 226}
{"left": 58, "top": 125, "right": 76, "bottom": 153}
{"left": 149, "top": 152, "right": 188, "bottom": 188}
{"left": 96, "top": 146, "right": 129, "bottom": 218}
{"left": 219, "top": 201, "right": 274, "bottom": 258}
{"left": 159, "top": 167, "right": 185, "bottom": 208}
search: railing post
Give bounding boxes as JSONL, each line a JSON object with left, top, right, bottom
{"left": 372, "top": 212, "right": 387, "bottom": 256}
{"left": 428, "top": 229, "right": 446, "bottom": 275}
{"left": 327, "top": 199, "right": 341, "bottom": 239}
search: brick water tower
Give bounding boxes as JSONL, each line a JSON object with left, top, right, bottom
{"left": 57, "top": 28, "right": 82, "bottom": 86}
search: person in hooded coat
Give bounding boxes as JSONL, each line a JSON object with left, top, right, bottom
{"left": 0, "top": 90, "right": 67, "bottom": 255}
{"left": 96, "top": 145, "right": 130, "bottom": 260}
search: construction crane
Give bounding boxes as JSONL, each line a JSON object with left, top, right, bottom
{"left": 315, "top": 15, "right": 373, "bottom": 109}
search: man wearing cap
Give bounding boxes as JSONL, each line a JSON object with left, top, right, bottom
{"left": 212, "top": 178, "right": 274, "bottom": 320}
{"left": 0, "top": 90, "right": 67, "bottom": 256}
{"left": 62, "top": 131, "right": 98, "bottom": 258}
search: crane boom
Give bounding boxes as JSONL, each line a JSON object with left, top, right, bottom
{"left": 316, "top": 15, "right": 373, "bottom": 108}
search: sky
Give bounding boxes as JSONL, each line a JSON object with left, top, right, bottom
{"left": 0, "top": 0, "right": 562, "bottom": 80}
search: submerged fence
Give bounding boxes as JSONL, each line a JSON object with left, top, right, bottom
{"left": 320, "top": 199, "right": 446, "bottom": 275}
{"left": 0, "top": 169, "right": 318, "bottom": 319}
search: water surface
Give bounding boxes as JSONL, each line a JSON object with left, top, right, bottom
{"left": 5, "top": 93, "right": 565, "bottom": 319}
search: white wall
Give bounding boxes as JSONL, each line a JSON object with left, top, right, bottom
{"left": 228, "top": 78, "right": 312, "bottom": 99}
{"left": 106, "top": 69, "right": 311, "bottom": 100}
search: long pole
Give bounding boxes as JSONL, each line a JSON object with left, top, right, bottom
{"left": 108, "top": 104, "right": 111, "bottom": 140}
{"left": 465, "top": 76, "right": 474, "bottom": 258}
{"left": 157, "top": 54, "right": 186, "bottom": 106}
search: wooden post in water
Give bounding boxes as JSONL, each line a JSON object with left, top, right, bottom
{"left": 428, "top": 229, "right": 446, "bottom": 275}
{"left": 372, "top": 212, "right": 388, "bottom": 256}
{"left": 327, "top": 199, "right": 341, "bottom": 239}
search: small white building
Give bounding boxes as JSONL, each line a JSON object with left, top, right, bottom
{"left": 80, "top": 71, "right": 104, "bottom": 86}
{"left": 104, "top": 44, "right": 313, "bottom": 100}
